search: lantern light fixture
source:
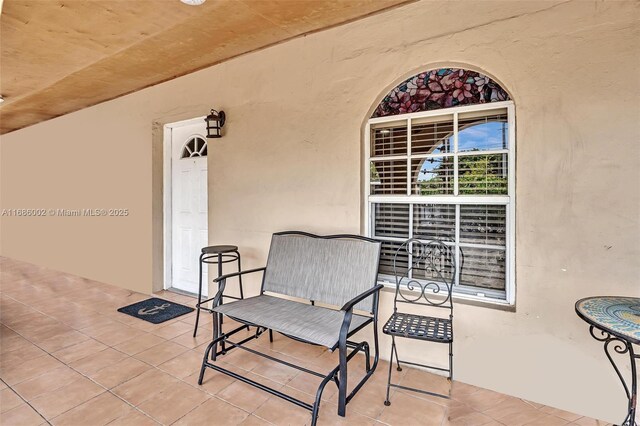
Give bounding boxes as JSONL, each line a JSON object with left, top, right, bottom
{"left": 205, "top": 109, "right": 225, "bottom": 139}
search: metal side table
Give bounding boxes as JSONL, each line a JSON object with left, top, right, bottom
{"left": 576, "top": 296, "right": 640, "bottom": 426}
{"left": 193, "top": 245, "right": 244, "bottom": 338}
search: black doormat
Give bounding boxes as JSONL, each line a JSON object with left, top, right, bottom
{"left": 117, "top": 297, "right": 194, "bottom": 324}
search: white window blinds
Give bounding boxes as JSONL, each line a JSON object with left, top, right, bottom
{"left": 366, "top": 102, "right": 515, "bottom": 303}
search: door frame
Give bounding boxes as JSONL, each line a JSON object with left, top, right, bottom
{"left": 163, "top": 116, "right": 206, "bottom": 290}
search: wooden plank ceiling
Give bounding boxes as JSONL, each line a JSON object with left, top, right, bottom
{"left": 0, "top": 0, "right": 411, "bottom": 134}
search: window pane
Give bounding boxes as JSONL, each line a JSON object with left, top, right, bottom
{"left": 371, "top": 123, "right": 407, "bottom": 157}
{"left": 379, "top": 240, "right": 408, "bottom": 277}
{"left": 459, "top": 247, "right": 506, "bottom": 291}
{"left": 460, "top": 205, "right": 506, "bottom": 246}
{"left": 411, "top": 116, "right": 454, "bottom": 155}
{"left": 458, "top": 154, "right": 508, "bottom": 195}
{"left": 458, "top": 109, "right": 508, "bottom": 152}
{"left": 412, "top": 156, "right": 454, "bottom": 195}
{"left": 370, "top": 160, "right": 407, "bottom": 195}
{"left": 373, "top": 203, "right": 409, "bottom": 238}
{"left": 413, "top": 204, "right": 455, "bottom": 242}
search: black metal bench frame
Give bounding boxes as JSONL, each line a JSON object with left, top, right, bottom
{"left": 198, "top": 232, "right": 383, "bottom": 425}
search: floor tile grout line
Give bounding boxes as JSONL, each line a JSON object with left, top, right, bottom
{"left": 95, "top": 388, "right": 160, "bottom": 426}
{"left": 165, "top": 396, "right": 212, "bottom": 425}
{"left": 1, "top": 292, "right": 148, "bottom": 343}
{"left": 1, "top": 290, "right": 200, "bottom": 369}
{"left": 82, "top": 330, "right": 264, "bottom": 423}
{"left": 3, "top": 317, "right": 162, "bottom": 424}
{"left": 0, "top": 378, "right": 52, "bottom": 425}
{"left": 1, "top": 289, "right": 145, "bottom": 319}
{"left": 2, "top": 286, "right": 195, "bottom": 342}
{"left": 1, "top": 307, "right": 166, "bottom": 423}
{"left": 235, "top": 358, "right": 398, "bottom": 423}
{"left": 1, "top": 320, "right": 116, "bottom": 420}
{"left": 7, "top": 285, "right": 245, "bottom": 365}
{"left": 49, "top": 340, "right": 210, "bottom": 423}
{"left": 47, "top": 389, "right": 150, "bottom": 425}
{"left": 163, "top": 394, "right": 249, "bottom": 426}
{"left": 246, "top": 413, "right": 278, "bottom": 426}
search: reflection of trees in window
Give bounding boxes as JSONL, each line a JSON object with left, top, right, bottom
{"left": 458, "top": 154, "right": 507, "bottom": 195}
{"left": 416, "top": 154, "right": 507, "bottom": 195}
{"left": 416, "top": 157, "right": 454, "bottom": 195}
{"left": 370, "top": 162, "right": 380, "bottom": 183}
{"left": 415, "top": 116, "right": 508, "bottom": 196}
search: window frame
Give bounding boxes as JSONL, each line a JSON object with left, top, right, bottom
{"left": 364, "top": 100, "right": 516, "bottom": 306}
{"left": 180, "top": 136, "right": 208, "bottom": 159}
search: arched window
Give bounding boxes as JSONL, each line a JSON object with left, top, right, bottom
{"left": 366, "top": 68, "right": 514, "bottom": 304}
{"left": 372, "top": 68, "right": 510, "bottom": 118}
{"left": 181, "top": 136, "right": 208, "bottom": 159}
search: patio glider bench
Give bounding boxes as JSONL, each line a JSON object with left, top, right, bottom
{"left": 198, "top": 231, "right": 383, "bottom": 425}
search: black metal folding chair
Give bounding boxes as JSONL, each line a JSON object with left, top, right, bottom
{"left": 383, "top": 238, "right": 458, "bottom": 405}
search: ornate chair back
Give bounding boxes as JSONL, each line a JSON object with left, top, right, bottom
{"left": 392, "top": 238, "right": 457, "bottom": 317}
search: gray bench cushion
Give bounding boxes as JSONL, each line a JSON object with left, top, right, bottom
{"left": 213, "top": 295, "right": 371, "bottom": 348}
{"left": 263, "top": 234, "right": 381, "bottom": 311}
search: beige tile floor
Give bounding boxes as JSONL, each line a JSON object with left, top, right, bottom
{"left": 0, "top": 257, "right": 612, "bottom": 426}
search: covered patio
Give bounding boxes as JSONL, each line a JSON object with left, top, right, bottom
{"left": 1, "top": 0, "right": 638, "bottom": 425}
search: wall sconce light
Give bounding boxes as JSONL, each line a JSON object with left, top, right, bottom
{"left": 205, "top": 109, "right": 225, "bottom": 138}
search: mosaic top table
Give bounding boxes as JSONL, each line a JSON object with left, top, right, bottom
{"left": 576, "top": 296, "right": 640, "bottom": 426}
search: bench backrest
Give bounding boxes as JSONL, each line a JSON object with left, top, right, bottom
{"left": 262, "top": 232, "right": 381, "bottom": 312}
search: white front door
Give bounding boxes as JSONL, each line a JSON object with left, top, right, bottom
{"left": 170, "top": 121, "right": 208, "bottom": 295}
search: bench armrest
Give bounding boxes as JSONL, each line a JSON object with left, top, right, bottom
{"left": 213, "top": 267, "right": 266, "bottom": 283}
{"left": 340, "top": 284, "right": 384, "bottom": 313}
{"left": 336, "top": 284, "right": 384, "bottom": 353}
{"left": 211, "top": 267, "right": 266, "bottom": 307}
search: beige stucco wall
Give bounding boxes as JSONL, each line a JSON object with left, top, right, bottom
{"left": 1, "top": 1, "right": 639, "bottom": 422}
